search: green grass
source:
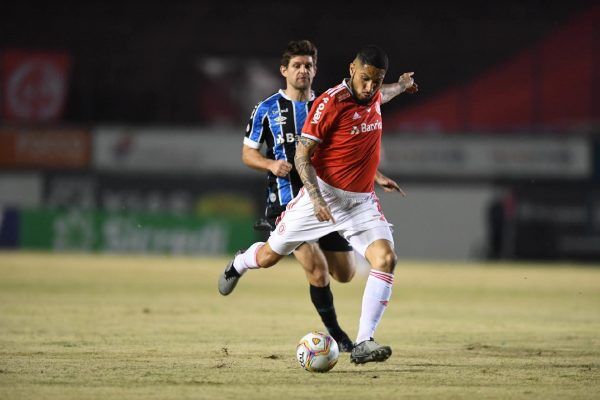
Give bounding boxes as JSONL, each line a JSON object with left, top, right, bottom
{"left": 0, "top": 252, "right": 599, "bottom": 399}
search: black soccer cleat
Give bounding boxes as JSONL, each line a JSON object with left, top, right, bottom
{"left": 350, "top": 338, "right": 392, "bottom": 364}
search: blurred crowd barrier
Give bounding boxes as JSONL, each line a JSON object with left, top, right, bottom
{"left": 0, "top": 126, "right": 599, "bottom": 261}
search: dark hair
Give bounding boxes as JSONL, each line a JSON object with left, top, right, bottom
{"left": 281, "top": 40, "right": 318, "bottom": 67}
{"left": 356, "top": 45, "right": 388, "bottom": 70}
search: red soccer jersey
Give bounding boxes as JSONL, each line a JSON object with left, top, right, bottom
{"left": 301, "top": 80, "right": 383, "bottom": 193}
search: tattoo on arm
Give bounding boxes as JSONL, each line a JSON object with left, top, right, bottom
{"left": 381, "top": 83, "right": 404, "bottom": 104}
{"left": 295, "top": 137, "right": 323, "bottom": 202}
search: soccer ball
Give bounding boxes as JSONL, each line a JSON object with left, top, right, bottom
{"left": 296, "top": 331, "right": 339, "bottom": 372}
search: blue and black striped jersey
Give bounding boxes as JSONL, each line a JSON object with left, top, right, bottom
{"left": 244, "top": 89, "right": 315, "bottom": 213}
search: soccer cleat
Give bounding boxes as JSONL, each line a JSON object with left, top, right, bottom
{"left": 218, "top": 250, "right": 243, "bottom": 296}
{"left": 335, "top": 335, "right": 355, "bottom": 353}
{"left": 350, "top": 338, "right": 392, "bottom": 364}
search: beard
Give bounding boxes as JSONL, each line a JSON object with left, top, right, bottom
{"left": 292, "top": 78, "right": 311, "bottom": 91}
{"left": 349, "top": 74, "right": 373, "bottom": 105}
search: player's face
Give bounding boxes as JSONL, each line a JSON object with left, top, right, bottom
{"left": 349, "top": 62, "right": 386, "bottom": 102}
{"left": 281, "top": 55, "right": 316, "bottom": 91}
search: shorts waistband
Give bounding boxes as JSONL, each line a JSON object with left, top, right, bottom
{"left": 317, "top": 177, "right": 373, "bottom": 202}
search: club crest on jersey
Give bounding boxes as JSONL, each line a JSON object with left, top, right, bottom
{"left": 375, "top": 104, "right": 381, "bottom": 115}
{"left": 337, "top": 91, "right": 351, "bottom": 101}
{"left": 277, "top": 223, "right": 286, "bottom": 234}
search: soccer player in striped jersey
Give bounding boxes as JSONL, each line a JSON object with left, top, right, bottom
{"left": 228, "top": 40, "right": 355, "bottom": 352}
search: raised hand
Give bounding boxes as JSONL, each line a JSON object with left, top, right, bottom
{"left": 399, "top": 72, "right": 417, "bottom": 94}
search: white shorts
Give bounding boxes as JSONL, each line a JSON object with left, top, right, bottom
{"left": 268, "top": 178, "right": 394, "bottom": 257}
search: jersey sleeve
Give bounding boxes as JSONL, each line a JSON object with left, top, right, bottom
{"left": 243, "top": 102, "right": 268, "bottom": 149}
{"left": 301, "top": 93, "right": 336, "bottom": 143}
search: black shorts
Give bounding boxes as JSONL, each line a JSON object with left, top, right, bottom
{"left": 260, "top": 207, "right": 353, "bottom": 253}
{"left": 316, "top": 231, "right": 353, "bottom": 252}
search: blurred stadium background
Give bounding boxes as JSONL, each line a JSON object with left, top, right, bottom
{"left": 1, "top": 2, "right": 600, "bottom": 398}
{"left": 0, "top": 0, "right": 599, "bottom": 262}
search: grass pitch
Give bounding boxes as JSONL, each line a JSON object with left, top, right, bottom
{"left": 0, "top": 252, "right": 599, "bottom": 399}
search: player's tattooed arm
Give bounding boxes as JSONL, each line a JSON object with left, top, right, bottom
{"left": 295, "top": 136, "right": 335, "bottom": 222}
{"left": 381, "top": 72, "right": 418, "bottom": 104}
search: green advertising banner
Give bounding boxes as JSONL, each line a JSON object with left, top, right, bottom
{"left": 20, "top": 208, "right": 258, "bottom": 255}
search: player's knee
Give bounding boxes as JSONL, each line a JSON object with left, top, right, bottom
{"left": 372, "top": 250, "right": 397, "bottom": 273}
{"left": 310, "top": 271, "right": 329, "bottom": 287}
{"left": 304, "top": 260, "right": 329, "bottom": 286}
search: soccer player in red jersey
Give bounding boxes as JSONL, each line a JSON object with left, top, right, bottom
{"left": 219, "top": 45, "right": 417, "bottom": 364}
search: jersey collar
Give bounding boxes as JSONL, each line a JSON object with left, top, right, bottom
{"left": 279, "top": 89, "right": 315, "bottom": 102}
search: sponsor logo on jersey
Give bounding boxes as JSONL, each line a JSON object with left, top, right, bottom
{"left": 360, "top": 120, "right": 382, "bottom": 132}
{"left": 311, "top": 98, "right": 328, "bottom": 124}
{"left": 274, "top": 115, "right": 287, "bottom": 124}
{"left": 350, "top": 120, "right": 382, "bottom": 135}
{"left": 280, "top": 108, "right": 289, "bottom": 113}
{"left": 276, "top": 132, "right": 296, "bottom": 144}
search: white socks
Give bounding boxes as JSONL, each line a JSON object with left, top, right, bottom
{"left": 356, "top": 269, "right": 394, "bottom": 344}
{"left": 232, "top": 242, "right": 264, "bottom": 275}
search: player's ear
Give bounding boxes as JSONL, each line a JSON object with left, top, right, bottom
{"left": 280, "top": 65, "right": 287, "bottom": 78}
{"left": 349, "top": 62, "right": 355, "bottom": 77}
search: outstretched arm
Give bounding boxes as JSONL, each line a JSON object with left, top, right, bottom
{"left": 295, "top": 137, "right": 335, "bottom": 222}
{"left": 381, "top": 72, "right": 418, "bottom": 104}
